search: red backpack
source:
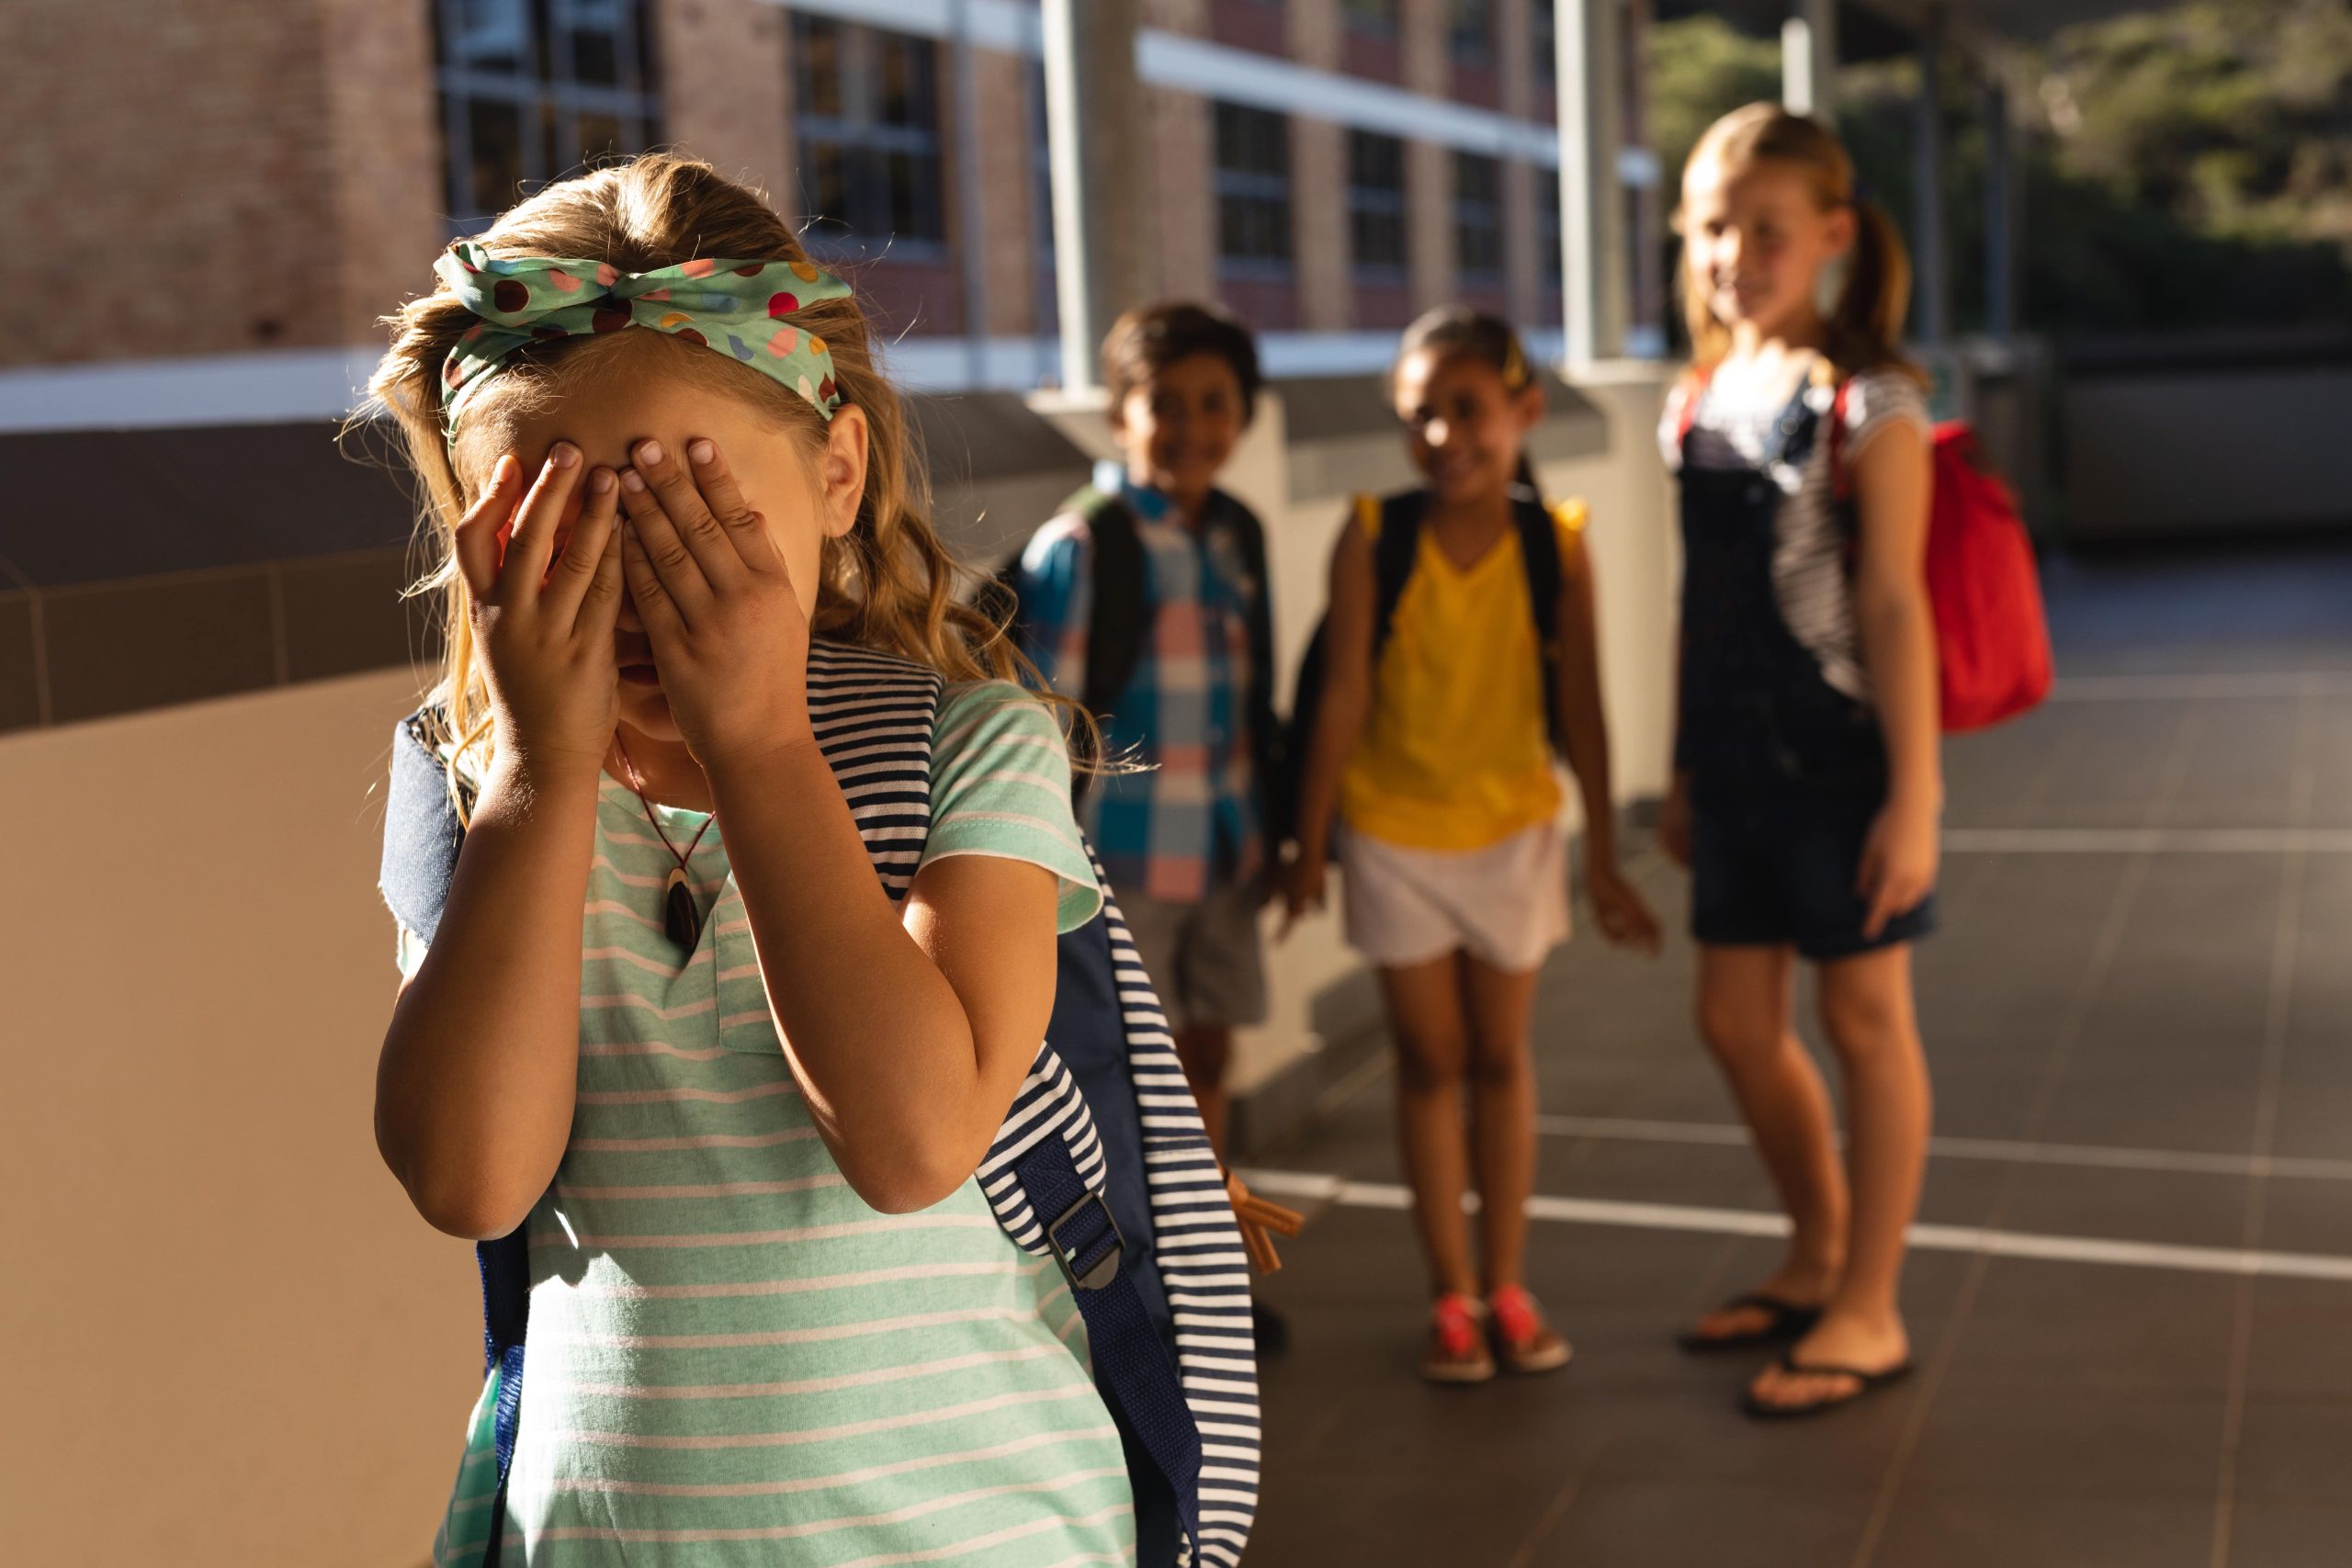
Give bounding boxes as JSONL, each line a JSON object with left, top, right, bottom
{"left": 1824, "top": 381, "right": 2053, "bottom": 732}
{"left": 1674, "top": 368, "right": 2053, "bottom": 733}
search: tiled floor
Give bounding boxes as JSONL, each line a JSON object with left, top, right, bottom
{"left": 1241, "top": 543, "right": 2352, "bottom": 1567}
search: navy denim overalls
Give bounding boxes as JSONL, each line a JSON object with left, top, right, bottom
{"left": 1672, "top": 381, "right": 1933, "bottom": 957}
{"left": 1675, "top": 385, "right": 1883, "bottom": 789}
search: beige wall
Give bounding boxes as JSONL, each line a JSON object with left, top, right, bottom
{"left": 0, "top": 669, "right": 476, "bottom": 1566}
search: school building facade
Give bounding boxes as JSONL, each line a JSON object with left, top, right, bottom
{"left": 0, "top": 0, "right": 1668, "bottom": 382}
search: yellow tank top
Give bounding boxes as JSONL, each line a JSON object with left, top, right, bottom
{"left": 1340, "top": 492, "right": 1587, "bottom": 852}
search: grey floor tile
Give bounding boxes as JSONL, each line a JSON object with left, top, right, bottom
{"left": 1994, "top": 1163, "right": 2257, "bottom": 1252}
{"left": 1895, "top": 1386, "right": 2227, "bottom": 1497}
{"left": 1242, "top": 1458, "right": 1569, "bottom": 1568}
{"left": 2244, "top": 1279, "right": 2352, "bottom": 1400}
{"left": 1868, "top": 1492, "right": 2218, "bottom": 1568}
{"left": 2246, "top": 1179, "right": 2352, "bottom": 1259}
{"left": 2228, "top": 1398, "right": 2352, "bottom": 1506}
{"left": 1527, "top": 1477, "right": 1876, "bottom": 1568}
{"left": 2221, "top": 1502, "right": 2352, "bottom": 1568}
{"left": 1937, "top": 1258, "right": 2241, "bottom": 1394}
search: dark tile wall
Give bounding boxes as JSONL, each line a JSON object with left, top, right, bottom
{"left": 0, "top": 593, "right": 43, "bottom": 729}
{"left": 0, "top": 419, "right": 429, "bottom": 735}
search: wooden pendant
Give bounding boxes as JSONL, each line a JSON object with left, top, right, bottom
{"left": 662, "top": 866, "right": 701, "bottom": 951}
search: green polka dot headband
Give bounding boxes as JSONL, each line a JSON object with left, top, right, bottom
{"left": 432, "top": 240, "right": 854, "bottom": 431}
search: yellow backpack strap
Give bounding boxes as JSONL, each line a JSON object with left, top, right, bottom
{"left": 1353, "top": 491, "right": 1382, "bottom": 541}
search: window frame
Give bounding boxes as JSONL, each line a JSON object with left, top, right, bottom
{"left": 1347, "top": 129, "right": 1409, "bottom": 283}
{"left": 1213, "top": 101, "right": 1295, "bottom": 278}
{"left": 1453, "top": 150, "right": 1505, "bottom": 284}
{"left": 1446, "top": 0, "right": 1495, "bottom": 69}
{"left": 790, "top": 16, "right": 951, "bottom": 261}
{"left": 435, "top": 0, "right": 663, "bottom": 232}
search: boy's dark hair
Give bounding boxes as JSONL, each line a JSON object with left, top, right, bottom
{"left": 1100, "top": 300, "right": 1263, "bottom": 423}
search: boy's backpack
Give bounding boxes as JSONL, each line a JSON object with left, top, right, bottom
{"left": 1281, "top": 485, "right": 1574, "bottom": 840}
{"left": 379, "top": 642, "right": 1259, "bottom": 1568}
{"left": 993, "top": 485, "right": 1283, "bottom": 823}
{"left": 1674, "top": 367, "right": 2053, "bottom": 733}
{"left": 1825, "top": 383, "right": 2054, "bottom": 732}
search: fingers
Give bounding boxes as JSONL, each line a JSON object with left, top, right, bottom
{"left": 617, "top": 511, "right": 687, "bottom": 642}
{"left": 545, "top": 467, "right": 621, "bottom": 626}
{"left": 502, "top": 444, "right": 585, "bottom": 597}
{"left": 685, "top": 438, "right": 783, "bottom": 572}
{"left": 1860, "top": 863, "right": 1898, "bottom": 942}
{"left": 453, "top": 455, "right": 522, "bottom": 601}
{"left": 576, "top": 517, "right": 627, "bottom": 640}
{"left": 627, "top": 438, "right": 744, "bottom": 592}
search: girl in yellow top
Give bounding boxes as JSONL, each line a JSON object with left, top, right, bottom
{"left": 1286, "top": 307, "right": 1660, "bottom": 1382}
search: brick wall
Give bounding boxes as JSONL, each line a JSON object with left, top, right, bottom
{"left": 0, "top": 0, "right": 345, "bottom": 365}
{"left": 658, "top": 0, "right": 794, "bottom": 206}
{"left": 0, "top": 1, "right": 1637, "bottom": 369}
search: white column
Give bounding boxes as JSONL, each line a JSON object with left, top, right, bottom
{"left": 1913, "top": 17, "right": 1951, "bottom": 346}
{"left": 1555, "top": 0, "right": 1627, "bottom": 367}
{"left": 1040, "top": 0, "right": 1151, "bottom": 392}
{"left": 1781, "top": 0, "right": 1837, "bottom": 117}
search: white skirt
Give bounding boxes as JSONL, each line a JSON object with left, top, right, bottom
{"left": 1337, "top": 818, "right": 1572, "bottom": 975}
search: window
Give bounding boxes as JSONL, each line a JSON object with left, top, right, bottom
{"left": 1454, "top": 152, "right": 1503, "bottom": 281}
{"left": 1532, "top": 0, "right": 1555, "bottom": 82}
{"left": 1341, "top": 0, "right": 1400, "bottom": 36}
{"left": 1447, "top": 0, "right": 1494, "bottom": 67}
{"left": 1348, "top": 131, "right": 1408, "bottom": 277}
{"left": 792, "top": 17, "right": 946, "bottom": 254}
{"left": 435, "top": 0, "right": 662, "bottom": 229}
{"left": 1214, "top": 103, "right": 1293, "bottom": 270}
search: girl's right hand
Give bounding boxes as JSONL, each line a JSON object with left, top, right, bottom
{"left": 1659, "top": 772, "right": 1694, "bottom": 870}
{"left": 453, "top": 446, "right": 628, "bottom": 773}
{"left": 1278, "top": 846, "right": 1328, "bottom": 940}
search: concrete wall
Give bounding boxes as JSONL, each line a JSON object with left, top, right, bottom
{"left": 2063, "top": 366, "right": 2352, "bottom": 542}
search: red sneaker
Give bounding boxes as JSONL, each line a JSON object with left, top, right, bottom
{"left": 1489, "top": 1285, "right": 1572, "bottom": 1375}
{"left": 1422, "top": 1292, "right": 1496, "bottom": 1383}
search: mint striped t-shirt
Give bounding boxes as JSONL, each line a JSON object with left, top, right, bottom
{"left": 401, "top": 681, "right": 1134, "bottom": 1566}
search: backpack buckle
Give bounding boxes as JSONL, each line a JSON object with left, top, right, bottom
{"left": 1046, "top": 1190, "right": 1124, "bottom": 1292}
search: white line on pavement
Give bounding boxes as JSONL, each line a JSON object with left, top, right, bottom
{"left": 1238, "top": 1168, "right": 2352, "bottom": 1284}
{"left": 1531, "top": 1113, "right": 2352, "bottom": 1183}
{"left": 1941, "top": 828, "right": 2352, "bottom": 853}
{"left": 2046, "top": 672, "right": 2352, "bottom": 701}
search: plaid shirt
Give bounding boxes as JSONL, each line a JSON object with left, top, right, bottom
{"left": 1015, "top": 461, "right": 1265, "bottom": 902}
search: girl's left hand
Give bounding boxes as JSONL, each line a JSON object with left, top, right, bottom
{"left": 1858, "top": 795, "right": 1940, "bottom": 941}
{"left": 1588, "top": 860, "right": 1663, "bottom": 955}
{"left": 616, "top": 437, "right": 816, "bottom": 764}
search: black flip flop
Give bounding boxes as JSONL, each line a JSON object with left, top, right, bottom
{"left": 1676, "top": 1293, "right": 1825, "bottom": 1354}
{"left": 1741, "top": 1353, "right": 1916, "bottom": 1420}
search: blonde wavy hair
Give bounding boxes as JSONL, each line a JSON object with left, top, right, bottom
{"left": 366, "top": 153, "right": 1066, "bottom": 809}
{"left": 1675, "top": 104, "right": 1926, "bottom": 385}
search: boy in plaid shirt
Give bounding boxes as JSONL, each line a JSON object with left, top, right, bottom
{"left": 1012, "top": 302, "right": 1280, "bottom": 1156}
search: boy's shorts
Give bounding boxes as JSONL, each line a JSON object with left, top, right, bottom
{"left": 1690, "top": 780, "right": 1936, "bottom": 961}
{"left": 1338, "top": 819, "right": 1571, "bottom": 976}
{"left": 1118, "top": 876, "right": 1270, "bottom": 1032}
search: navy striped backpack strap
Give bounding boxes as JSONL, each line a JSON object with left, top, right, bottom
{"left": 376, "top": 641, "right": 1257, "bottom": 1568}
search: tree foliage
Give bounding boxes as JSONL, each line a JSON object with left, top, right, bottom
{"left": 1645, "top": 3, "right": 2352, "bottom": 336}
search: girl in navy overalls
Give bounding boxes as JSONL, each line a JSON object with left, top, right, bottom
{"left": 1661, "top": 105, "right": 1941, "bottom": 1418}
